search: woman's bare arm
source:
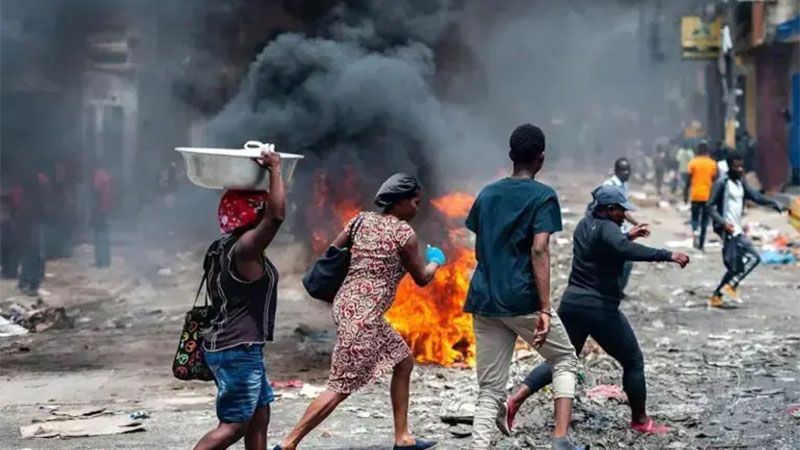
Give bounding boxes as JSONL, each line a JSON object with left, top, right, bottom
{"left": 400, "top": 234, "right": 439, "bottom": 286}
{"left": 235, "top": 152, "right": 285, "bottom": 281}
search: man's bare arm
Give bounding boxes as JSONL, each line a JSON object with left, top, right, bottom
{"left": 531, "top": 232, "right": 552, "bottom": 311}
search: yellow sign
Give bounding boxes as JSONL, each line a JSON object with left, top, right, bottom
{"left": 682, "top": 16, "right": 722, "bottom": 59}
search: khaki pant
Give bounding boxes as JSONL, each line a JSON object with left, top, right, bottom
{"left": 470, "top": 310, "right": 577, "bottom": 450}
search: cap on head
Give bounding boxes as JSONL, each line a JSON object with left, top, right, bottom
{"left": 509, "top": 124, "right": 545, "bottom": 163}
{"left": 592, "top": 184, "right": 637, "bottom": 212}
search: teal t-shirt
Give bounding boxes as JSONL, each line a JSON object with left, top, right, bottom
{"left": 464, "top": 178, "right": 563, "bottom": 316}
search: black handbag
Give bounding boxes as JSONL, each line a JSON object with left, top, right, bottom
{"left": 302, "top": 214, "right": 364, "bottom": 303}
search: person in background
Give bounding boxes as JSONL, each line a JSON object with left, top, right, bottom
{"left": 686, "top": 141, "right": 717, "bottom": 250}
{"left": 675, "top": 141, "right": 694, "bottom": 203}
{"left": 193, "top": 151, "right": 284, "bottom": 450}
{"left": 91, "top": 160, "right": 113, "bottom": 268}
{"left": 603, "top": 158, "right": 640, "bottom": 294}
{"left": 505, "top": 185, "right": 690, "bottom": 436}
{"left": 17, "top": 170, "right": 48, "bottom": 296}
{"left": 46, "top": 161, "right": 73, "bottom": 259}
{"left": 714, "top": 142, "right": 730, "bottom": 179}
{"left": 275, "top": 173, "right": 444, "bottom": 450}
{"left": 465, "top": 124, "right": 584, "bottom": 450}
{"left": 0, "top": 178, "right": 23, "bottom": 279}
{"left": 652, "top": 144, "right": 667, "bottom": 196}
{"left": 706, "top": 151, "right": 785, "bottom": 309}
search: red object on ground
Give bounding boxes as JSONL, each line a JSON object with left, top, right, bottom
{"left": 270, "top": 379, "right": 304, "bottom": 389}
{"left": 772, "top": 234, "right": 790, "bottom": 249}
{"left": 586, "top": 384, "right": 628, "bottom": 403}
{"left": 630, "top": 418, "right": 670, "bottom": 434}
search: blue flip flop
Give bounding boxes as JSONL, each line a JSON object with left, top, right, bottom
{"left": 393, "top": 439, "right": 438, "bottom": 450}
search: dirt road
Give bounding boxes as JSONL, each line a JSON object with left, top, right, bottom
{"left": 2, "top": 175, "right": 798, "bottom": 449}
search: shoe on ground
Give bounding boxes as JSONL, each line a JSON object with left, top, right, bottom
{"left": 394, "top": 439, "right": 438, "bottom": 450}
{"left": 496, "top": 400, "right": 511, "bottom": 436}
{"left": 630, "top": 418, "right": 670, "bottom": 434}
{"left": 721, "top": 284, "right": 742, "bottom": 303}
{"left": 709, "top": 294, "right": 738, "bottom": 309}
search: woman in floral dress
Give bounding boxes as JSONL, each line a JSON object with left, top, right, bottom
{"left": 275, "top": 174, "right": 446, "bottom": 450}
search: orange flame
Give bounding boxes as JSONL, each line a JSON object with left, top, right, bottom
{"left": 385, "top": 192, "right": 477, "bottom": 367}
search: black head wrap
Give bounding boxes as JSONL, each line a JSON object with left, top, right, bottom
{"left": 374, "top": 173, "right": 421, "bottom": 209}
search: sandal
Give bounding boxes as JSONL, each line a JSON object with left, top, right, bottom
{"left": 394, "top": 439, "right": 438, "bottom": 450}
{"left": 630, "top": 418, "right": 669, "bottom": 434}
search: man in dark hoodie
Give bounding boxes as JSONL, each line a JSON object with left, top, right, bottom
{"left": 706, "top": 151, "right": 785, "bottom": 309}
{"left": 503, "top": 185, "right": 690, "bottom": 435}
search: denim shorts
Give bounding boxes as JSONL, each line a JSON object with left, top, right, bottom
{"left": 203, "top": 343, "right": 274, "bottom": 423}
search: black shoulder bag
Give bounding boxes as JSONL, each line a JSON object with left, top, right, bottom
{"left": 302, "top": 214, "right": 364, "bottom": 303}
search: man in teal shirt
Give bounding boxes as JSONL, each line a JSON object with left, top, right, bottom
{"left": 465, "top": 124, "right": 583, "bottom": 450}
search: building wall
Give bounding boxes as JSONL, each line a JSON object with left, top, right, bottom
{"left": 754, "top": 45, "right": 791, "bottom": 192}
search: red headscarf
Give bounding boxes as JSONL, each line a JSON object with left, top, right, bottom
{"left": 217, "top": 190, "right": 270, "bottom": 234}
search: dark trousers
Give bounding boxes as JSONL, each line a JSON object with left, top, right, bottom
{"left": 654, "top": 168, "right": 665, "bottom": 195}
{"left": 0, "top": 220, "right": 19, "bottom": 278}
{"left": 690, "top": 202, "right": 709, "bottom": 249}
{"left": 18, "top": 224, "right": 45, "bottom": 292}
{"left": 94, "top": 219, "right": 111, "bottom": 268}
{"left": 679, "top": 172, "right": 690, "bottom": 202}
{"left": 523, "top": 302, "right": 646, "bottom": 411}
{"left": 715, "top": 234, "right": 760, "bottom": 294}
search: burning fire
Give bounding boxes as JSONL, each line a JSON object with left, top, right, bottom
{"left": 306, "top": 176, "right": 477, "bottom": 367}
{"left": 386, "top": 192, "right": 477, "bottom": 367}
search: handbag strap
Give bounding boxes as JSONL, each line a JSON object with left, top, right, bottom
{"left": 347, "top": 213, "right": 365, "bottom": 249}
{"left": 192, "top": 270, "right": 209, "bottom": 308}
{"left": 194, "top": 238, "right": 225, "bottom": 308}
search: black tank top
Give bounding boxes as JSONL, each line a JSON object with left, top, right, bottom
{"left": 202, "top": 235, "right": 279, "bottom": 352}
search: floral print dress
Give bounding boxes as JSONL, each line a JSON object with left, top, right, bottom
{"left": 327, "top": 212, "right": 414, "bottom": 394}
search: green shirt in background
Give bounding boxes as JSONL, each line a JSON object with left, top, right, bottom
{"left": 676, "top": 148, "right": 695, "bottom": 173}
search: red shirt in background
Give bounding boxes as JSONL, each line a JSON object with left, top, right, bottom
{"left": 93, "top": 168, "right": 113, "bottom": 214}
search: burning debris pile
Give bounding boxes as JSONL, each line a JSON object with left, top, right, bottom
{"left": 386, "top": 192, "right": 477, "bottom": 366}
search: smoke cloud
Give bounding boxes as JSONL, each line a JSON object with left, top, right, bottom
{"left": 207, "top": 0, "right": 458, "bottom": 193}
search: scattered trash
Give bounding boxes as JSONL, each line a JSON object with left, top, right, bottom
{"left": 20, "top": 415, "right": 145, "bottom": 439}
{"left": 556, "top": 238, "right": 571, "bottom": 246}
{"left": 50, "top": 407, "right": 108, "bottom": 420}
{"left": 586, "top": 384, "right": 627, "bottom": 404}
{"left": 1, "top": 305, "right": 73, "bottom": 334}
{"left": 439, "top": 399, "right": 475, "bottom": 425}
{"left": 658, "top": 200, "right": 671, "bottom": 209}
{"left": 787, "top": 404, "right": 800, "bottom": 419}
{"left": 449, "top": 424, "right": 472, "bottom": 438}
{"left": 760, "top": 250, "right": 796, "bottom": 265}
{"left": 271, "top": 379, "right": 304, "bottom": 389}
{"left": 128, "top": 411, "right": 150, "bottom": 420}
{"left": 0, "top": 316, "right": 29, "bottom": 337}
{"left": 157, "top": 268, "right": 172, "bottom": 277}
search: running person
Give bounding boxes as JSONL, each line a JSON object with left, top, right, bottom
{"left": 505, "top": 184, "right": 690, "bottom": 436}
{"left": 706, "top": 151, "right": 785, "bottom": 309}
